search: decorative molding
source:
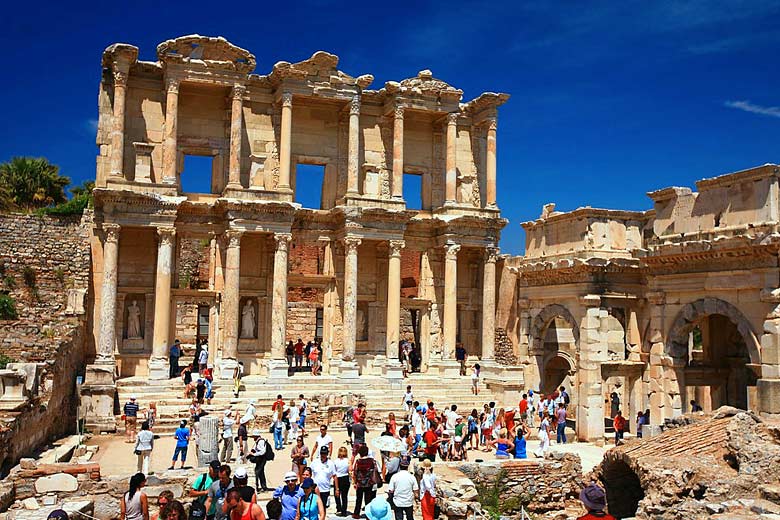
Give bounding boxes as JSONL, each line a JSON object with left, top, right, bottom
{"left": 647, "top": 291, "right": 665, "bottom": 305}
{"left": 165, "top": 77, "right": 180, "bottom": 94}
{"left": 388, "top": 239, "right": 406, "bottom": 257}
{"left": 281, "top": 91, "right": 293, "bottom": 108}
{"left": 447, "top": 112, "right": 459, "bottom": 126}
{"left": 232, "top": 84, "right": 247, "bottom": 100}
{"left": 102, "top": 223, "right": 121, "bottom": 244}
{"left": 343, "top": 236, "right": 362, "bottom": 253}
{"left": 274, "top": 232, "right": 293, "bottom": 252}
{"left": 113, "top": 70, "right": 128, "bottom": 87}
{"left": 486, "top": 117, "right": 498, "bottom": 132}
{"left": 394, "top": 105, "right": 404, "bottom": 120}
{"left": 225, "top": 230, "right": 243, "bottom": 248}
{"left": 485, "top": 246, "right": 500, "bottom": 263}
{"left": 444, "top": 242, "right": 461, "bottom": 260}
{"left": 579, "top": 294, "right": 602, "bottom": 307}
{"left": 350, "top": 95, "right": 361, "bottom": 116}
{"left": 156, "top": 227, "right": 176, "bottom": 246}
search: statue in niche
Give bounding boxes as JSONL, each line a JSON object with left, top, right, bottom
{"left": 127, "top": 300, "right": 142, "bottom": 339}
{"left": 241, "top": 299, "right": 256, "bottom": 339}
{"left": 356, "top": 308, "right": 368, "bottom": 341}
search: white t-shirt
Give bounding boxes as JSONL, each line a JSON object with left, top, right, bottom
{"left": 222, "top": 417, "right": 235, "bottom": 439}
{"left": 403, "top": 391, "right": 414, "bottom": 403}
{"left": 333, "top": 457, "right": 350, "bottom": 477}
{"left": 420, "top": 472, "right": 436, "bottom": 497}
{"left": 299, "top": 399, "right": 308, "bottom": 415}
{"left": 444, "top": 410, "right": 460, "bottom": 431}
{"left": 388, "top": 471, "right": 419, "bottom": 508}
{"left": 314, "top": 434, "right": 333, "bottom": 453}
{"left": 198, "top": 348, "right": 208, "bottom": 365}
{"left": 289, "top": 405, "right": 300, "bottom": 422}
{"left": 310, "top": 458, "right": 336, "bottom": 492}
{"left": 412, "top": 414, "right": 424, "bottom": 436}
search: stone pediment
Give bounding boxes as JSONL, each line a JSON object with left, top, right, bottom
{"left": 156, "top": 35, "right": 256, "bottom": 74}
{"left": 269, "top": 51, "right": 373, "bottom": 89}
{"left": 385, "top": 70, "right": 463, "bottom": 102}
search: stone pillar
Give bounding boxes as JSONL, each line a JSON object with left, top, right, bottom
{"left": 109, "top": 69, "right": 129, "bottom": 178}
{"left": 392, "top": 105, "right": 404, "bottom": 199}
{"left": 346, "top": 96, "right": 361, "bottom": 196}
{"left": 162, "top": 77, "right": 180, "bottom": 185}
{"left": 445, "top": 112, "right": 458, "bottom": 204}
{"left": 576, "top": 295, "right": 608, "bottom": 444}
{"left": 226, "top": 84, "right": 246, "bottom": 190}
{"left": 149, "top": 227, "right": 176, "bottom": 380}
{"left": 197, "top": 415, "right": 220, "bottom": 467}
{"left": 486, "top": 117, "right": 497, "bottom": 208}
{"left": 269, "top": 232, "right": 292, "bottom": 378}
{"left": 481, "top": 247, "right": 499, "bottom": 360}
{"left": 340, "top": 236, "right": 361, "bottom": 379}
{"left": 220, "top": 230, "right": 242, "bottom": 378}
{"left": 278, "top": 92, "right": 293, "bottom": 192}
{"left": 97, "top": 224, "right": 121, "bottom": 364}
{"left": 385, "top": 240, "right": 405, "bottom": 378}
{"left": 442, "top": 242, "right": 461, "bottom": 360}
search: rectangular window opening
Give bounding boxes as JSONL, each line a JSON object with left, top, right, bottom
{"left": 295, "top": 164, "right": 325, "bottom": 209}
{"left": 315, "top": 308, "right": 324, "bottom": 341}
{"left": 181, "top": 155, "right": 215, "bottom": 194}
{"left": 403, "top": 173, "right": 423, "bottom": 210}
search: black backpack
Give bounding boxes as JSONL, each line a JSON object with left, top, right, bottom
{"left": 188, "top": 474, "right": 208, "bottom": 520}
{"left": 563, "top": 392, "right": 570, "bottom": 405}
{"left": 265, "top": 440, "right": 275, "bottom": 461}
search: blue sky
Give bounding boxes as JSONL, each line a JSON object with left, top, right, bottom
{"left": 2, "top": 1, "right": 779, "bottom": 254}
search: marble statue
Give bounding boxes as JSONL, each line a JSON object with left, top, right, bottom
{"left": 241, "top": 300, "right": 256, "bottom": 339}
{"left": 127, "top": 300, "right": 142, "bottom": 338}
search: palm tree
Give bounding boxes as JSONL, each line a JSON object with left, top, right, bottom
{"left": 0, "top": 157, "right": 70, "bottom": 212}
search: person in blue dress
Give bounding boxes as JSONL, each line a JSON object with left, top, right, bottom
{"left": 274, "top": 472, "right": 304, "bottom": 520}
{"left": 513, "top": 424, "right": 529, "bottom": 459}
{"left": 295, "top": 478, "right": 324, "bottom": 520}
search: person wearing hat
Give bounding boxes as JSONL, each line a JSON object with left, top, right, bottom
{"left": 295, "top": 478, "right": 324, "bottom": 520}
{"left": 232, "top": 467, "right": 257, "bottom": 506}
{"left": 238, "top": 414, "right": 252, "bottom": 464}
{"left": 448, "top": 435, "right": 467, "bottom": 461}
{"left": 221, "top": 410, "right": 236, "bottom": 463}
{"left": 124, "top": 395, "right": 140, "bottom": 443}
{"left": 169, "top": 338, "right": 182, "bottom": 379}
{"left": 249, "top": 429, "right": 274, "bottom": 491}
{"left": 309, "top": 446, "right": 337, "bottom": 511}
{"left": 419, "top": 459, "right": 436, "bottom": 520}
{"left": 577, "top": 483, "right": 615, "bottom": 520}
{"left": 273, "top": 472, "right": 304, "bottom": 520}
{"left": 364, "top": 497, "right": 392, "bottom": 520}
{"left": 387, "top": 458, "right": 418, "bottom": 520}
{"left": 225, "top": 488, "right": 265, "bottom": 520}
{"left": 47, "top": 510, "right": 69, "bottom": 520}
{"left": 189, "top": 460, "right": 220, "bottom": 518}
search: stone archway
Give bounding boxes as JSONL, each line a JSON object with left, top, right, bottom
{"left": 530, "top": 304, "right": 580, "bottom": 353}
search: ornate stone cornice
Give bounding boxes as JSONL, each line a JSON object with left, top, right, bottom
{"left": 102, "top": 223, "right": 121, "bottom": 243}
{"left": 343, "top": 236, "right": 362, "bottom": 253}
{"left": 389, "top": 239, "right": 406, "bottom": 257}
{"left": 444, "top": 242, "right": 461, "bottom": 259}
{"left": 156, "top": 227, "right": 176, "bottom": 246}
{"left": 274, "top": 232, "right": 293, "bottom": 252}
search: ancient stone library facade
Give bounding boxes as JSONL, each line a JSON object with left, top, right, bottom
{"left": 68, "top": 34, "right": 780, "bottom": 442}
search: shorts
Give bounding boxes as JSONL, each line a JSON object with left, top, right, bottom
{"left": 126, "top": 417, "right": 137, "bottom": 432}
{"left": 173, "top": 445, "right": 188, "bottom": 462}
{"left": 299, "top": 415, "right": 306, "bottom": 428}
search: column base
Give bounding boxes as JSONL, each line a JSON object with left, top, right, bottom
{"left": 383, "top": 361, "right": 405, "bottom": 381}
{"left": 338, "top": 360, "right": 360, "bottom": 380}
{"left": 219, "top": 358, "right": 239, "bottom": 379}
{"left": 427, "top": 360, "right": 462, "bottom": 377}
{"left": 80, "top": 364, "right": 117, "bottom": 433}
{"left": 148, "top": 358, "right": 170, "bottom": 381}
{"left": 267, "top": 359, "right": 290, "bottom": 379}
{"left": 758, "top": 378, "right": 780, "bottom": 414}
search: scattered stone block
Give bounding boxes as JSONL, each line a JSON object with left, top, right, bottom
{"left": 34, "top": 473, "right": 79, "bottom": 493}
{"left": 21, "top": 497, "right": 39, "bottom": 510}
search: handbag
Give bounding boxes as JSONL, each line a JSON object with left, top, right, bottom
{"left": 371, "top": 461, "right": 383, "bottom": 489}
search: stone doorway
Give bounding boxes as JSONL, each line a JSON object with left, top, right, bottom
{"left": 602, "top": 458, "right": 644, "bottom": 519}
{"left": 543, "top": 354, "right": 573, "bottom": 394}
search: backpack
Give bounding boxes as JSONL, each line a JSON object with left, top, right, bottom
{"left": 354, "top": 457, "right": 377, "bottom": 488}
{"left": 264, "top": 440, "right": 275, "bottom": 461}
{"left": 563, "top": 391, "right": 570, "bottom": 405}
{"left": 188, "top": 474, "right": 209, "bottom": 520}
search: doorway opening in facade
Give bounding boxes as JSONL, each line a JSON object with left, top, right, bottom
{"left": 181, "top": 154, "right": 216, "bottom": 194}
{"left": 539, "top": 317, "right": 576, "bottom": 393}
{"left": 544, "top": 354, "right": 573, "bottom": 395}
{"left": 602, "top": 459, "right": 644, "bottom": 519}
{"left": 293, "top": 164, "right": 326, "bottom": 209}
{"left": 403, "top": 173, "right": 423, "bottom": 210}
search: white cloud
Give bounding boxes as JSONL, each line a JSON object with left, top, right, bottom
{"left": 725, "top": 100, "right": 780, "bottom": 118}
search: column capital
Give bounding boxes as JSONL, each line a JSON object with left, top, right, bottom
{"left": 156, "top": 227, "right": 176, "bottom": 246}
{"left": 388, "top": 239, "right": 406, "bottom": 257}
{"left": 113, "top": 70, "right": 128, "bottom": 87}
{"left": 343, "top": 236, "right": 362, "bottom": 253}
{"left": 484, "top": 246, "right": 500, "bottom": 263}
{"left": 274, "top": 232, "right": 293, "bottom": 251}
{"left": 102, "top": 223, "right": 121, "bottom": 244}
{"left": 444, "top": 242, "right": 461, "bottom": 259}
{"left": 224, "top": 230, "right": 243, "bottom": 249}
{"left": 281, "top": 91, "right": 293, "bottom": 108}
{"left": 446, "top": 112, "right": 459, "bottom": 126}
{"left": 165, "top": 77, "right": 180, "bottom": 94}
{"left": 349, "top": 95, "right": 361, "bottom": 115}
{"left": 231, "top": 84, "right": 247, "bottom": 100}
{"left": 579, "top": 294, "right": 602, "bottom": 308}
{"left": 486, "top": 116, "right": 498, "bottom": 132}
{"left": 394, "top": 105, "right": 404, "bottom": 120}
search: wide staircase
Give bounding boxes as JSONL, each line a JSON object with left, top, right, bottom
{"left": 115, "top": 373, "right": 505, "bottom": 434}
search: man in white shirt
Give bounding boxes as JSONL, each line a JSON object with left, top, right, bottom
{"left": 388, "top": 459, "right": 419, "bottom": 520}
{"left": 309, "top": 446, "right": 337, "bottom": 510}
{"left": 221, "top": 410, "right": 235, "bottom": 463}
{"left": 198, "top": 345, "right": 209, "bottom": 372}
{"left": 311, "top": 424, "right": 333, "bottom": 460}
{"left": 444, "top": 404, "right": 460, "bottom": 431}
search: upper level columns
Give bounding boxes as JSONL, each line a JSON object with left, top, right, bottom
{"left": 220, "top": 230, "right": 242, "bottom": 377}
{"left": 442, "top": 241, "right": 461, "bottom": 360}
{"left": 278, "top": 92, "right": 293, "bottom": 192}
{"left": 386, "top": 240, "right": 405, "bottom": 359}
{"left": 108, "top": 70, "right": 129, "bottom": 178}
{"left": 481, "top": 247, "right": 499, "bottom": 361}
{"left": 392, "top": 106, "right": 404, "bottom": 199}
{"left": 162, "top": 78, "right": 180, "bottom": 185}
{"left": 486, "top": 117, "right": 497, "bottom": 207}
{"left": 445, "top": 112, "right": 458, "bottom": 204}
{"left": 341, "top": 236, "right": 362, "bottom": 366}
{"left": 149, "top": 227, "right": 176, "bottom": 380}
{"left": 346, "top": 96, "right": 361, "bottom": 196}
{"left": 97, "top": 224, "right": 121, "bottom": 364}
{"left": 227, "top": 84, "right": 246, "bottom": 190}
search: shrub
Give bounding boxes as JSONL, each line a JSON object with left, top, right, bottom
{"left": 3, "top": 275, "right": 15, "bottom": 289}
{"left": 0, "top": 353, "right": 15, "bottom": 369}
{"left": 0, "top": 293, "right": 18, "bottom": 320}
{"left": 54, "top": 267, "right": 65, "bottom": 283}
{"left": 22, "top": 266, "right": 36, "bottom": 287}
{"left": 475, "top": 469, "right": 529, "bottom": 520}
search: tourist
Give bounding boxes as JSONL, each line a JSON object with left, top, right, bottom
{"left": 291, "top": 436, "right": 309, "bottom": 480}
{"left": 383, "top": 450, "right": 400, "bottom": 482}
{"left": 489, "top": 428, "right": 514, "bottom": 459}
{"left": 419, "top": 459, "right": 436, "bottom": 520}
{"left": 233, "top": 467, "right": 258, "bottom": 505}
{"left": 480, "top": 405, "right": 493, "bottom": 451}
{"left": 421, "top": 423, "right": 439, "bottom": 462}
{"left": 296, "top": 477, "right": 324, "bottom": 520}
{"left": 560, "top": 386, "right": 570, "bottom": 408}
{"left": 134, "top": 420, "right": 154, "bottom": 475}
{"left": 398, "top": 425, "right": 414, "bottom": 454}
{"left": 333, "top": 446, "right": 351, "bottom": 516}
{"left": 233, "top": 361, "right": 244, "bottom": 398}
{"left": 387, "top": 457, "right": 418, "bottom": 520}
{"left": 401, "top": 340, "right": 412, "bottom": 377}
{"left": 167, "top": 419, "right": 189, "bottom": 470}
{"left": 613, "top": 410, "right": 626, "bottom": 445}
{"left": 273, "top": 407, "right": 285, "bottom": 451}
{"left": 471, "top": 363, "right": 481, "bottom": 395}
{"left": 308, "top": 344, "right": 320, "bottom": 376}
{"left": 365, "top": 497, "right": 392, "bottom": 520}
{"left": 436, "top": 431, "right": 451, "bottom": 461}
{"left": 273, "top": 472, "right": 304, "bottom": 520}
{"left": 351, "top": 415, "right": 368, "bottom": 457}
{"left": 352, "top": 444, "right": 379, "bottom": 518}
{"left": 518, "top": 393, "right": 530, "bottom": 428}
{"left": 690, "top": 399, "right": 703, "bottom": 412}
{"left": 205, "top": 376, "right": 215, "bottom": 404}
{"left": 556, "top": 402, "right": 567, "bottom": 444}
{"left": 466, "top": 409, "right": 479, "bottom": 450}
{"left": 226, "top": 488, "right": 265, "bottom": 520}
{"left": 120, "top": 472, "right": 148, "bottom": 520}
{"left": 222, "top": 410, "right": 236, "bottom": 463}
{"left": 205, "top": 465, "right": 235, "bottom": 520}
{"left": 388, "top": 412, "right": 398, "bottom": 437}
{"left": 513, "top": 424, "right": 529, "bottom": 459}
{"left": 151, "top": 490, "right": 173, "bottom": 520}
{"left": 448, "top": 436, "right": 467, "bottom": 461}
{"left": 534, "top": 412, "right": 551, "bottom": 458}
{"left": 272, "top": 395, "right": 285, "bottom": 412}
{"left": 311, "top": 424, "right": 333, "bottom": 460}
{"left": 203, "top": 364, "right": 215, "bottom": 383}
{"left": 505, "top": 408, "right": 516, "bottom": 435}
{"left": 124, "top": 395, "right": 140, "bottom": 443}
{"left": 577, "top": 483, "right": 615, "bottom": 520}
{"left": 182, "top": 364, "right": 195, "bottom": 398}
{"left": 169, "top": 339, "right": 182, "bottom": 379}
{"left": 411, "top": 406, "right": 424, "bottom": 451}
{"left": 401, "top": 385, "right": 414, "bottom": 419}
{"left": 190, "top": 460, "right": 220, "bottom": 519}
{"left": 238, "top": 415, "right": 251, "bottom": 464}
{"left": 310, "top": 446, "right": 337, "bottom": 509}
{"left": 158, "top": 499, "right": 185, "bottom": 520}
{"left": 444, "top": 404, "right": 459, "bottom": 431}
{"left": 245, "top": 399, "right": 257, "bottom": 426}
{"left": 298, "top": 395, "right": 308, "bottom": 437}
{"left": 304, "top": 341, "right": 312, "bottom": 367}
{"left": 343, "top": 404, "right": 355, "bottom": 444}
{"left": 196, "top": 379, "right": 207, "bottom": 405}
{"left": 636, "top": 411, "right": 645, "bottom": 438}
{"left": 528, "top": 389, "right": 538, "bottom": 426}
{"left": 609, "top": 392, "right": 620, "bottom": 418}
{"left": 288, "top": 399, "right": 300, "bottom": 442}
{"left": 47, "top": 510, "right": 70, "bottom": 520}
{"left": 286, "top": 341, "right": 295, "bottom": 368}
{"left": 248, "top": 429, "right": 274, "bottom": 491}
{"left": 456, "top": 343, "right": 467, "bottom": 376}
{"left": 294, "top": 340, "right": 304, "bottom": 368}
{"left": 266, "top": 497, "right": 282, "bottom": 520}
{"left": 198, "top": 342, "right": 209, "bottom": 372}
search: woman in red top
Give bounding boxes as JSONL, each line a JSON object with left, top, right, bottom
{"left": 422, "top": 423, "right": 440, "bottom": 462}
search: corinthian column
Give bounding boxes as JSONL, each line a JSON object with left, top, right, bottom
{"left": 109, "top": 70, "right": 129, "bottom": 179}
{"left": 269, "top": 232, "right": 292, "bottom": 378}
{"left": 386, "top": 240, "right": 405, "bottom": 358}
{"left": 97, "top": 224, "right": 121, "bottom": 364}
{"left": 445, "top": 112, "right": 458, "bottom": 204}
{"left": 278, "top": 92, "right": 293, "bottom": 192}
{"left": 392, "top": 105, "right": 404, "bottom": 198}
{"left": 346, "top": 96, "right": 361, "bottom": 196}
{"left": 220, "top": 230, "right": 242, "bottom": 378}
{"left": 227, "top": 84, "right": 246, "bottom": 190}
{"left": 481, "top": 247, "right": 499, "bottom": 361}
{"left": 162, "top": 77, "right": 180, "bottom": 185}
{"left": 442, "top": 242, "right": 461, "bottom": 360}
{"left": 340, "top": 236, "right": 361, "bottom": 378}
{"left": 149, "top": 227, "right": 176, "bottom": 380}
{"left": 486, "top": 117, "right": 497, "bottom": 208}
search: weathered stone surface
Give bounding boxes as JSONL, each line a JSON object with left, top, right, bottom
{"left": 34, "top": 473, "right": 79, "bottom": 493}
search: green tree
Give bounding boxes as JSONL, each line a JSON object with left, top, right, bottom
{"left": 0, "top": 157, "right": 70, "bottom": 211}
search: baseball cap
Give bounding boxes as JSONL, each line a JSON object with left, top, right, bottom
{"left": 234, "top": 467, "right": 248, "bottom": 479}
{"left": 209, "top": 460, "right": 221, "bottom": 471}
{"left": 284, "top": 471, "right": 298, "bottom": 482}
{"left": 302, "top": 478, "right": 315, "bottom": 489}
{"left": 130, "top": 395, "right": 137, "bottom": 400}
{"left": 320, "top": 446, "right": 329, "bottom": 455}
